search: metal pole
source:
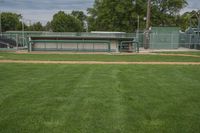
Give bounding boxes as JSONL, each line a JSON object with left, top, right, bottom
{"left": 132, "top": 0, "right": 140, "bottom": 51}
{"left": 21, "top": 18, "right": 25, "bottom": 47}
{"left": 137, "top": 15, "right": 140, "bottom": 41}
{"left": 198, "top": 14, "right": 200, "bottom": 49}
{"left": 137, "top": 15, "right": 140, "bottom": 32}
{"left": 16, "top": 34, "right": 18, "bottom": 50}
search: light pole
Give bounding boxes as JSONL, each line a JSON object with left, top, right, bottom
{"left": 20, "top": 18, "right": 25, "bottom": 47}
{"left": 132, "top": 0, "right": 140, "bottom": 42}
{"left": 132, "top": 1, "right": 140, "bottom": 32}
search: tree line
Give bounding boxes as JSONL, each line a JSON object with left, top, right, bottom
{"left": 0, "top": 0, "right": 199, "bottom": 33}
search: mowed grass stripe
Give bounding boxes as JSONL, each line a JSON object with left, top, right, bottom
{"left": 0, "top": 52, "right": 200, "bottom": 62}
{"left": 0, "top": 65, "right": 90, "bottom": 132}
{"left": 0, "top": 64, "right": 200, "bottom": 132}
{"left": 1, "top": 60, "right": 200, "bottom": 65}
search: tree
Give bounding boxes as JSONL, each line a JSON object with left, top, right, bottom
{"left": 16, "top": 22, "right": 29, "bottom": 31}
{"left": 1, "top": 12, "right": 21, "bottom": 32}
{"left": 45, "top": 21, "right": 52, "bottom": 31}
{"left": 71, "top": 11, "right": 87, "bottom": 31}
{"left": 29, "top": 22, "right": 43, "bottom": 31}
{"left": 51, "top": 11, "right": 83, "bottom": 32}
{"left": 87, "top": 0, "right": 187, "bottom": 32}
{"left": 151, "top": 0, "right": 188, "bottom": 26}
{"left": 177, "top": 10, "right": 200, "bottom": 31}
{"left": 87, "top": 0, "right": 148, "bottom": 32}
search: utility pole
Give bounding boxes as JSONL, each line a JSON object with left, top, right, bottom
{"left": 144, "top": 0, "right": 151, "bottom": 49}
{"left": 0, "top": 11, "right": 2, "bottom": 36}
{"left": 146, "top": 0, "right": 151, "bottom": 30}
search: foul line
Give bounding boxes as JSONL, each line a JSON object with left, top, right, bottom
{"left": 0, "top": 60, "right": 200, "bottom": 65}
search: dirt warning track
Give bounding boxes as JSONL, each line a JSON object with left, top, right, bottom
{"left": 0, "top": 60, "right": 200, "bottom": 65}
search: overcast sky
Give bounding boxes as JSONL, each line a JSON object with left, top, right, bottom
{"left": 0, "top": 0, "right": 199, "bottom": 25}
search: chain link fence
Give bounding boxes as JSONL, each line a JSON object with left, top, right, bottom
{"left": 1, "top": 30, "right": 200, "bottom": 52}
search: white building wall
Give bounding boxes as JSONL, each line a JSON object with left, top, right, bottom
{"left": 32, "top": 40, "right": 119, "bottom": 52}
{"left": 110, "top": 40, "right": 118, "bottom": 52}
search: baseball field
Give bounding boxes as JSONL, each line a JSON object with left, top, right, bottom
{"left": 0, "top": 52, "right": 200, "bottom": 133}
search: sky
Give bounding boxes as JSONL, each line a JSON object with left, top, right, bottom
{"left": 0, "top": 0, "right": 199, "bottom": 25}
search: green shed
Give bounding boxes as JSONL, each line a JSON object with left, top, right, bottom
{"left": 150, "top": 27, "right": 180, "bottom": 49}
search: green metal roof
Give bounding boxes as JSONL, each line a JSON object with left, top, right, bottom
{"left": 5, "top": 31, "right": 135, "bottom": 39}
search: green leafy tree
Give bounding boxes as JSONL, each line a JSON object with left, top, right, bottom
{"left": 16, "top": 22, "right": 29, "bottom": 31}
{"left": 151, "top": 0, "right": 188, "bottom": 26}
{"left": 87, "top": 0, "right": 146, "bottom": 32}
{"left": 45, "top": 21, "right": 52, "bottom": 31}
{"left": 51, "top": 11, "right": 83, "bottom": 32}
{"left": 71, "top": 11, "right": 87, "bottom": 31}
{"left": 87, "top": 0, "right": 187, "bottom": 32}
{"left": 1, "top": 12, "right": 21, "bottom": 32}
{"left": 29, "top": 22, "right": 43, "bottom": 31}
{"left": 179, "top": 10, "right": 200, "bottom": 31}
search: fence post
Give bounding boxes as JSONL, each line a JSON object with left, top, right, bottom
{"left": 16, "top": 34, "right": 18, "bottom": 51}
{"left": 171, "top": 33, "right": 173, "bottom": 49}
{"left": 189, "top": 34, "right": 192, "bottom": 49}
{"left": 28, "top": 37, "right": 31, "bottom": 52}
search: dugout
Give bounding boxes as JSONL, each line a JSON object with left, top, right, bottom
{"left": 28, "top": 32, "right": 135, "bottom": 52}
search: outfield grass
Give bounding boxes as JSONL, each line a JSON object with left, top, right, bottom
{"left": 0, "top": 52, "right": 200, "bottom": 62}
{"left": 0, "top": 63, "right": 200, "bottom": 133}
{"left": 153, "top": 51, "right": 200, "bottom": 56}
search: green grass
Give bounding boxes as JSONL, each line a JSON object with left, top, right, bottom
{"left": 153, "top": 51, "right": 200, "bottom": 56}
{"left": 0, "top": 52, "right": 200, "bottom": 62}
{"left": 0, "top": 63, "right": 200, "bottom": 133}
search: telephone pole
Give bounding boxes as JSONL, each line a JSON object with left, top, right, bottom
{"left": 0, "top": 11, "right": 2, "bottom": 35}
{"left": 146, "top": 0, "right": 151, "bottom": 30}
{"left": 144, "top": 0, "right": 151, "bottom": 49}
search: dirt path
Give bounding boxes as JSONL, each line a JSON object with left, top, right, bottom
{"left": 0, "top": 60, "right": 200, "bottom": 65}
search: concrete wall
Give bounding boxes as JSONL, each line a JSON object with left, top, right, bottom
{"left": 110, "top": 40, "right": 118, "bottom": 52}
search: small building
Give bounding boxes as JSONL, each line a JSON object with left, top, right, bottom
{"left": 149, "top": 27, "right": 180, "bottom": 49}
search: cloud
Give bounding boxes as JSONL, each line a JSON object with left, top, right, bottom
{"left": 181, "top": 0, "right": 200, "bottom": 13}
{"left": 0, "top": 0, "right": 94, "bottom": 25}
{"left": 187, "top": 0, "right": 200, "bottom": 9}
{"left": 0, "top": 0, "right": 94, "bottom": 10}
